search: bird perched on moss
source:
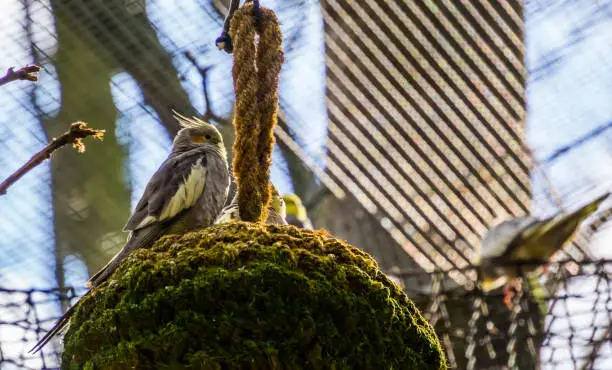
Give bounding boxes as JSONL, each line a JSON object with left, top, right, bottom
{"left": 30, "top": 113, "right": 230, "bottom": 353}
{"left": 283, "top": 193, "right": 312, "bottom": 229}
{"left": 476, "top": 192, "right": 608, "bottom": 295}
{"left": 215, "top": 184, "right": 287, "bottom": 225}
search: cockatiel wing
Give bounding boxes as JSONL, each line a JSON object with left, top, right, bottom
{"left": 215, "top": 203, "right": 240, "bottom": 224}
{"left": 124, "top": 149, "right": 208, "bottom": 231}
{"left": 477, "top": 217, "right": 541, "bottom": 291}
{"left": 508, "top": 192, "right": 609, "bottom": 262}
{"left": 478, "top": 217, "right": 540, "bottom": 263}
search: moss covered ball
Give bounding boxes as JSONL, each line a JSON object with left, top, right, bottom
{"left": 62, "top": 223, "right": 446, "bottom": 369}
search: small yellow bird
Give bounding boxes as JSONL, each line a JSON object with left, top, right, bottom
{"left": 476, "top": 193, "right": 608, "bottom": 293}
{"left": 283, "top": 193, "right": 312, "bottom": 229}
{"left": 215, "top": 184, "right": 287, "bottom": 225}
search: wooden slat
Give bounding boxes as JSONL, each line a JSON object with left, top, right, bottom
{"left": 321, "top": 0, "right": 530, "bottom": 280}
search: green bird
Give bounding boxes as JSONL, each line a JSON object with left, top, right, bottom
{"left": 476, "top": 192, "right": 609, "bottom": 293}
{"left": 30, "top": 113, "right": 230, "bottom": 353}
{"left": 283, "top": 193, "right": 312, "bottom": 229}
{"left": 215, "top": 184, "right": 287, "bottom": 225}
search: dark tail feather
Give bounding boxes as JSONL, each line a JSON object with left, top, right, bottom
{"left": 85, "top": 247, "right": 127, "bottom": 288}
{"left": 551, "top": 192, "right": 609, "bottom": 242}
{"left": 86, "top": 225, "right": 166, "bottom": 288}
{"left": 31, "top": 223, "right": 170, "bottom": 353}
{"left": 29, "top": 289, "right": 92, "bottom": 354}
{"left": 534, "top": 192, "right": 610, "bottom": 254}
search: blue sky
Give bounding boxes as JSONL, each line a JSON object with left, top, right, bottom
{"left": 527, "top": 0, "right": 612, "bottom": 213}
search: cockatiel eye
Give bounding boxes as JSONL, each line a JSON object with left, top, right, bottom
{"left": 191, "top": 135, "right": 206, "bottom": 143}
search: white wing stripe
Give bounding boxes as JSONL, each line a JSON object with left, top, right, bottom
{"left": 135, "top": 215, "right": 157, "bottom": 230}
{"left": 214, "top": 205, "right": 239, "bottom": 224}
{"left": 135, "top": 160, "right": 207, "bottom": 229}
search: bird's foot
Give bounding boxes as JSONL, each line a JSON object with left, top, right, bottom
{"left": 503, "top": 279, "right": 522, "bottom": 309}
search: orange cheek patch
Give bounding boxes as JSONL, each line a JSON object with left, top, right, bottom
{"left": 191, "top": 135, "right": 206, "bottom": 143}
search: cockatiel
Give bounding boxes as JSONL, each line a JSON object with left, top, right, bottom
{"left": 283, "top": 193, "right": 312, "bottom": 229}
{"left": 215, "top": 184, "right": 287, "bottom": 225}
{"left": 476, "top": 193, "right": 608, "bottom": 293}
{"left": 30, "top": 113, "right": 230, "bottom": 353}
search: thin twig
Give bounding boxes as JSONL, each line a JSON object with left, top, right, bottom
{"left": 183, "top": 51, "right": 223, "bottom": 122}
{"left": 0, "top": 65, "right": 41, "bottom": 86}
{"left": 0, "top": 122, "right": 105, "bottom": 196}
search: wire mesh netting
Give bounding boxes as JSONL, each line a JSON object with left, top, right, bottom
{"left": 411, "top": 259, "right": 612, "bottom": 370}
{"left": 0, "top": 288, "right": 76, "bottom": 369}
{"left": 1, "top": 0, "right": 612, "bottom": 369}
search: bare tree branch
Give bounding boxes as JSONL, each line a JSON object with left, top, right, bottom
{"left": 0, "top": 65, "right": 41, "bottom": 86}
{"left": 183, "top": 51, "right": 224, "bottom": 123}
{"left": 0, "top": 122, "right": 104, "bottom": 196}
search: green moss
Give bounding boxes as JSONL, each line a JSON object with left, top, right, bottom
{"left": 62, "top": 223, "right": 447, "bottom": 369}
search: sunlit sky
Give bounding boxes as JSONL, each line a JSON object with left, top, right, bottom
{"left": 527, "top": 0, "right": 612, "bottom": 214}
{"left": 1, "top": 0, "right": 612, "bottom": 368}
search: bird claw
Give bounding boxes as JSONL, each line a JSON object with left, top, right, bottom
{"left": 503, "top": 279, "right": 522, "bottom": 309}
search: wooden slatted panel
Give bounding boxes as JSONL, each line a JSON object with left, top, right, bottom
{"left": 321, "top": 0, "right": 531, "bottom": 283}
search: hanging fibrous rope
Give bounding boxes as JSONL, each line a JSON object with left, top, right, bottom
{"left": 225, "top": 0, "right": 284, "bottom": 223}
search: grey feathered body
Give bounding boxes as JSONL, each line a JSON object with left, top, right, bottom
{"left": 478, "top": 217, "right": 545, "bottom": 289}
{"left": 88, "top": 146, "right": 229, "bottom": 288}
{"left": 286, "top": 214, "right": 312, "bottom": 229}
{"left": 166, "top": 148, "right": 230, "bottom": 233}
{"left": 266, "top": 209, "right": 288, "bottom": 225}
{"left": 478, "top": 192, "right": 609, "bottom": 291}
